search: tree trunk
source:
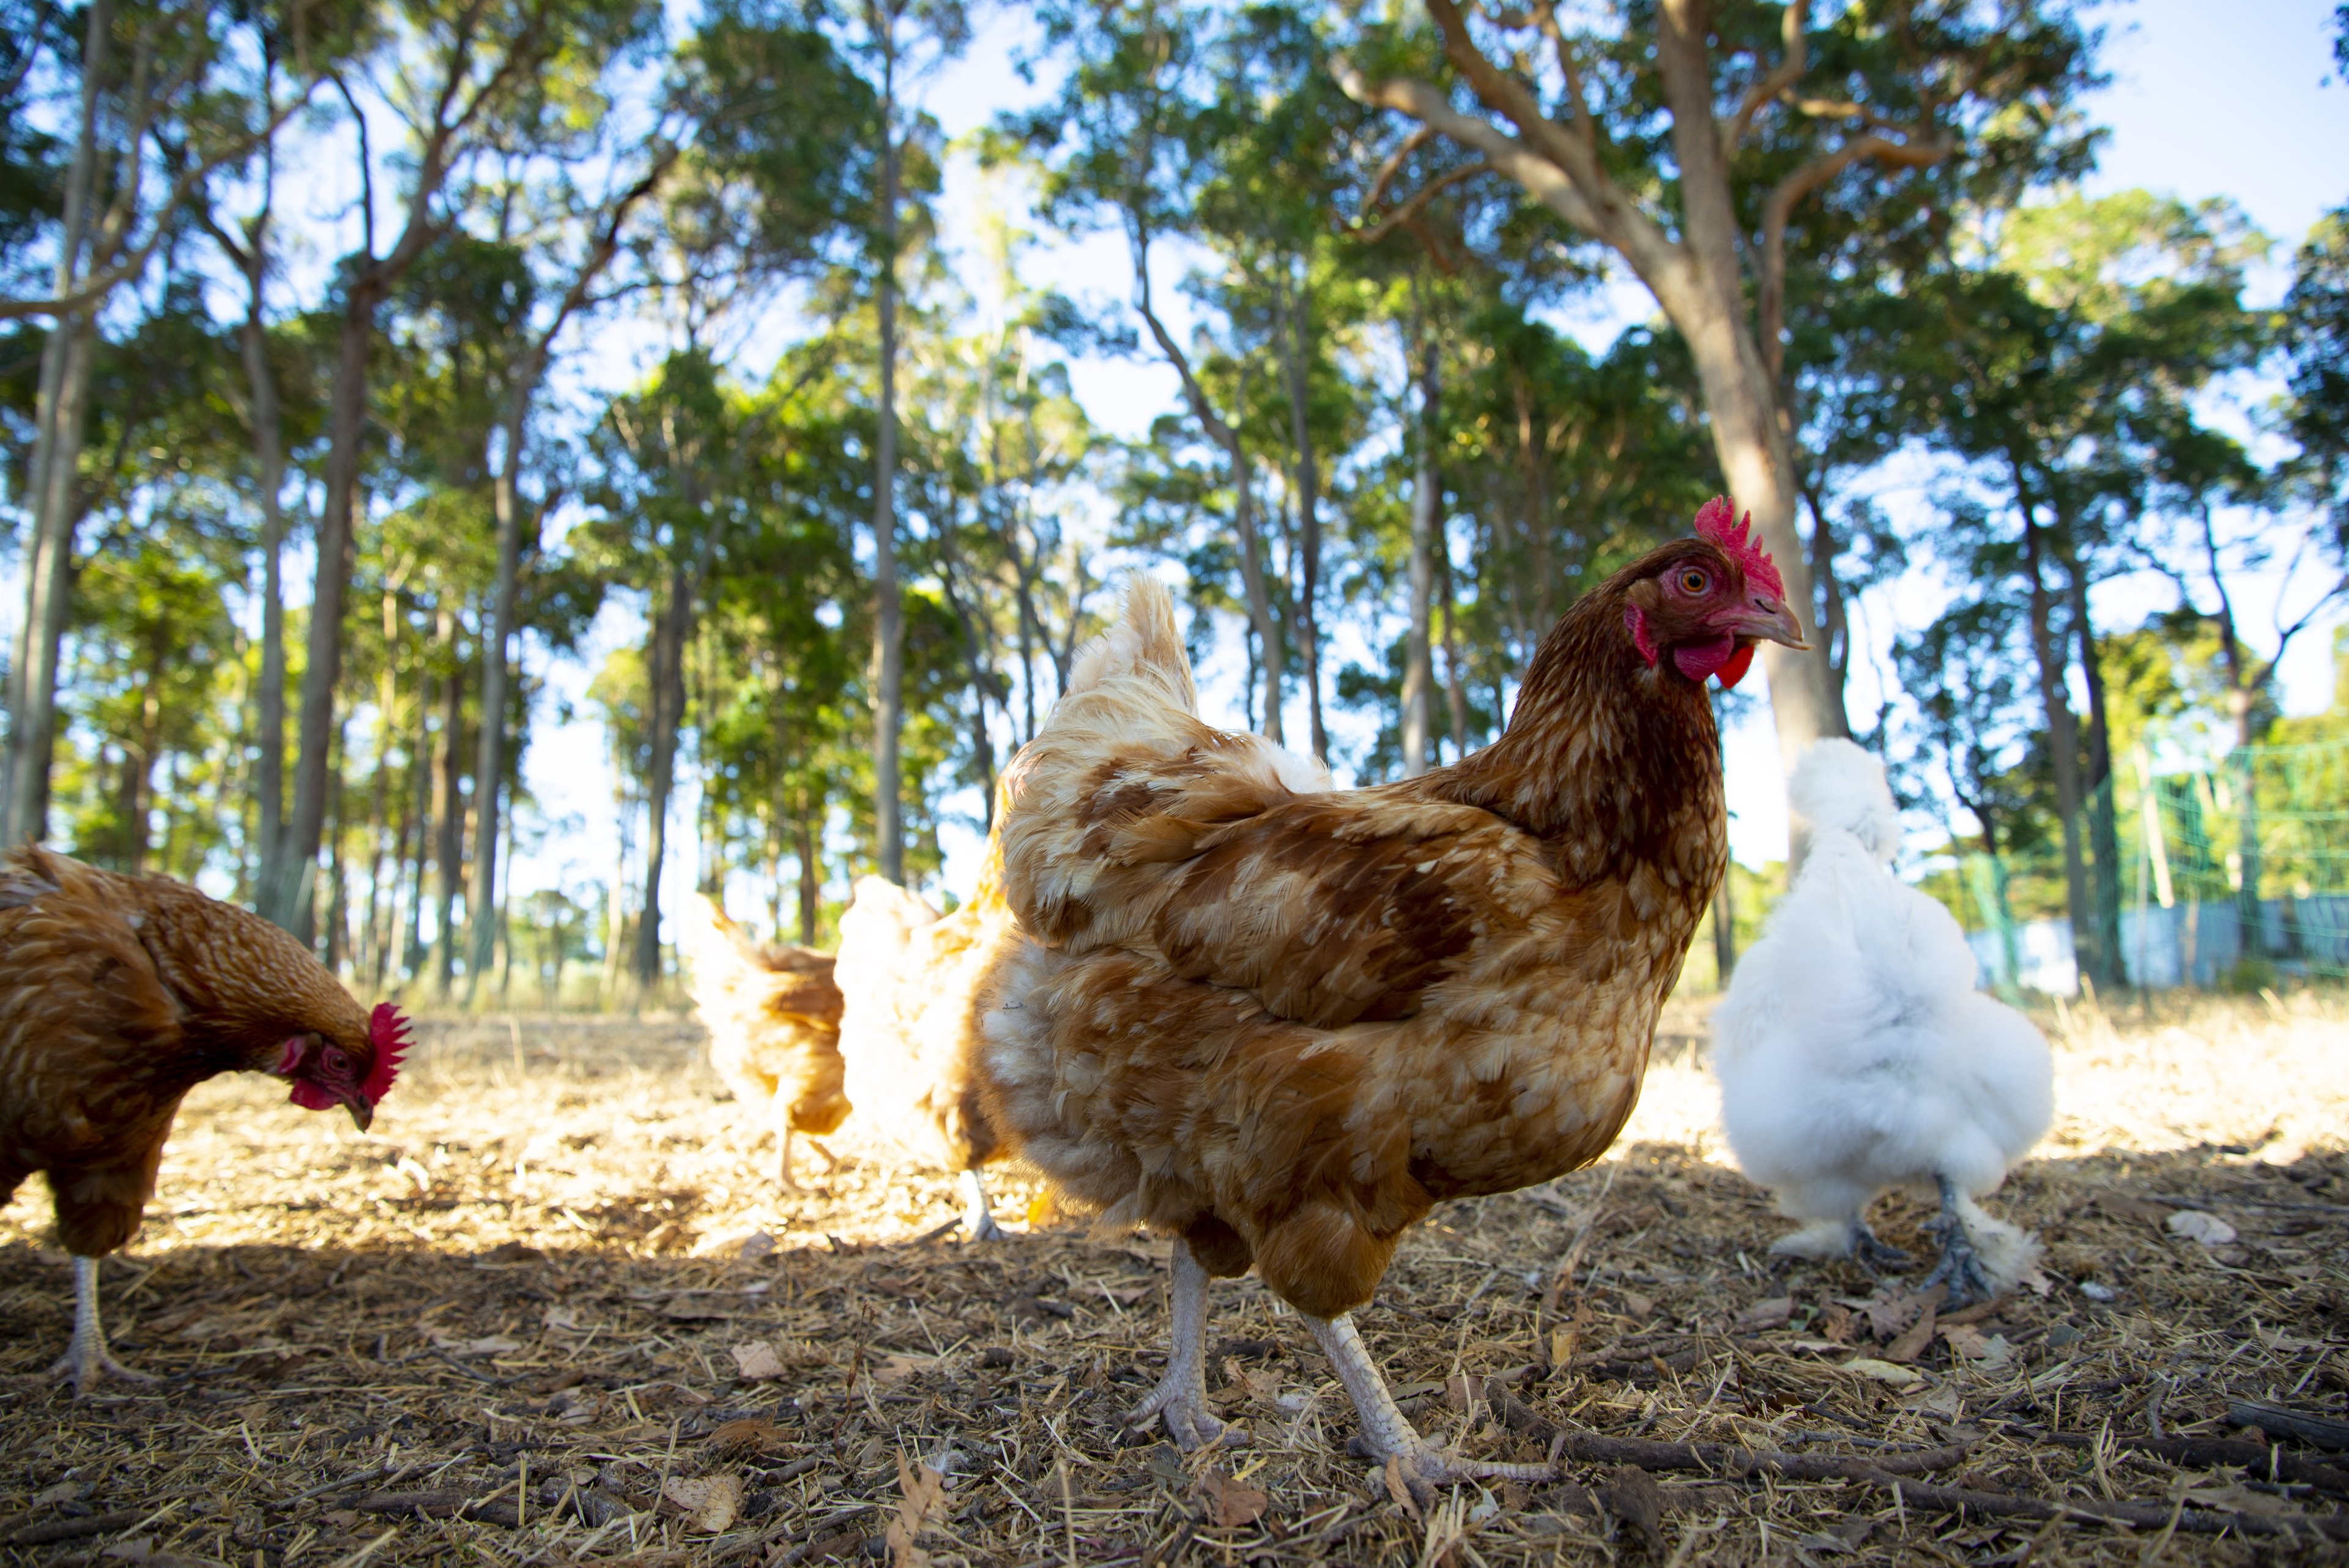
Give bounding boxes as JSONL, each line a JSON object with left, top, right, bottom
{"left": 433, "top": 611, "right": 467, "bottom": 997}
{"left": 7, "top": 319, "right": 96, "bottom": 844}
{"left": 1346, "top": 0, "right": 1852, "bottom": 786}
{"left": 869, "top": 37, "right": 906, "bottom": 884}
{"left": 603, "top": 770, "right": 633, "bottom": 1005}
{"left": 1437, "top": 532, "right": 1468, "bottom": 757}
{"left": 635, "top": 565, "right": 692, "bottom": 986}
{"left": 2066, "top": 554, "right": 2122, "bottom": 987}
{"left": 1276, "top": 268, "right": 1327, "bottom": 764}
{"left": 399, "top": 670, "right": 433, "bottom": 983}
{"left": 1800, "top": 476, "right": 1851, "bottom": 725}
{"left": 240, "top": 275, "right": 290, "bottom": 885}
{"left": 269, "top": 299, "right": 376, "bottom": 939}
{"left": 466, "top": 386, "right": 530, "bottom": 998}
{"left": 2, "top": 0, "right": 108, "bottom": 845}
{"left": 1128, "top": 229, "right": 1283, "bottom": 744}
{"left": 796, "top": 812, "right": 820, "bottom": 947}
{"left": 363, "top": 644, "right": 394, "bottom": 987}
{"left": 324, "top": 719, "right": 349, "bottom": 973}
{"left": 2019, "top": 497, "right": 2091, "bottom": 992}
{"left": 1400, "top": 338, "right": 1439, "bottom": 778}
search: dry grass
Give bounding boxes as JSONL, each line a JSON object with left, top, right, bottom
{"left": 2, "top": 990, "right": 2345, "bottom": 1567}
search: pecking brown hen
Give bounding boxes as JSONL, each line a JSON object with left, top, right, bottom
{"left": 833, "top": 808, "right": 1035, "bottom": 1238}
{"left": 0, "top": 844, "right": 408, "bottom": 1393}
{"left": 677, "top": 895, "right": 848, "bottom": 1188}
{"left": 979, "top": 499, "right": 1805, "bottom": 1485}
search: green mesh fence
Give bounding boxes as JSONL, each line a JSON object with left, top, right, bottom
{"left": 1956, "top": 740, "right": 2349, "bottom": 991}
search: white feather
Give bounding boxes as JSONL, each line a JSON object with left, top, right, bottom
{"left": 1713, "top": 741, "right": 2054, "bottom": 1291}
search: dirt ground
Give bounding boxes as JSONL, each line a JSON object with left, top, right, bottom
{"left": 3, "top": 989, "right": 2346, "bottom": 1567}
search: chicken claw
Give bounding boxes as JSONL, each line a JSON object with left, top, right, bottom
{"left": 49, "top": 1257, "right": 158, "bottom": 1397}
{"left": 1852, "top": 1221, "right": 1912, "bottom": 1272}
{"left": 1126, "top": 1240, "right": 1247, "bottom": 1451}
{"left": 1305, "top": 1312, "right": 1555, "bottom": 1502}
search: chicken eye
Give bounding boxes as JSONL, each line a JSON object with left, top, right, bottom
{"left": 1677, "top": 567, "right": 1710, "bottom": 595}
{"left": 323, "top": 1048, "right": 349, "bottom": 1073}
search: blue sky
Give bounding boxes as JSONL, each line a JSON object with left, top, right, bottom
{"left": 511, "top": 0, "right": 2349, "bottom": 925}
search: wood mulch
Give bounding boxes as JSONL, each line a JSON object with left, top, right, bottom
{"left": 2, "top": 996, "right": 2345, "bottom": 1566}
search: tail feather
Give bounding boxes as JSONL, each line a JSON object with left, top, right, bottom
{"left": 1064, "top": 575, "right": 1197, "bottom": 715}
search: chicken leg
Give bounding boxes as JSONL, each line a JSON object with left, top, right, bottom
{"left": 48, "top": 1255, "right": 156, "bottom": 1396}
{"left": 959, "top": 1169, "right": 1006, "bottom": 1241}
{"left": 1920, "top": 1175, "right": 1994, "bottom": 1307}
{"left": 1304, "top": 1312, "right": 1554, "bottom": 1490}
{"left": 1126, "top": 1239, "right": 1244, "bottom": 1450}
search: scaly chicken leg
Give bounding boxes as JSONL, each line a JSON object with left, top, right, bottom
{"left": 959, "top": 1169, "right": 1006, "bottom": 1241}
{"left": 1126, "top": 1239, "right": 1245, "bottom": 1450}
{"left": 48, "top": 1255, "right": 157, "bottom": 1396}
{"left": 1304, "top": 1313, "right": 1555, "bottom": 1488}
{"left": 1920, "top": 1175, "right": 1995, "bottom": 1307}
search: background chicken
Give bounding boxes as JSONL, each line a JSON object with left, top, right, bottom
{"left": 0, "top": 844, "right": 407, "bottom": 1392}
{"left": 677, "top": 895, "right": 847, "bottom": 1188}
{"left": 833, "top": 816, "right": 1030, "bottom": 1238}
{"left": 979, "top": 499, "right": 1805, "bottom": 1486}
{"left": 1711, "top": 739, "right": 2054, "bottom": 1304}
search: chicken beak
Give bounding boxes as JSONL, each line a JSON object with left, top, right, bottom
{"left": 1723, "top": 594, "right": 1809, "bottom": 651}
{"left": 346, "top": 1099, "right": 374, "bottom": 1134}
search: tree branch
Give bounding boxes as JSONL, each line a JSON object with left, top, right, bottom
{"left": 1757, "top": 125, "right": 1952, "bottom": 384}
{"left": 0, "top": 91, "right": 308, "bottom": 321}
{"left": 1721, "top": 0, "right": 1809, "bottom": 155}
{"left": 1357, "top": 124, "right": 1436, "bottom": 217}
{"left": 1348, "top": 158, "right": 1490, "bottom": 244}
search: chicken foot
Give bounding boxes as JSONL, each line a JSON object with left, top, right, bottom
{"left": 1126, "top": 1239, "right": 1245, "bottom": 1451}
{"left": 959, "top": 1169, "right": 1006, "bottom": 1241}
{"left": 1852, "top": 1220, "right": 1912, "bottom": 1271}
{"left": 1304, "top": 1312, "right": 1555, "bottom": 1493}
{"left": 1918, "top": 1175, "right": 1994, "bottom": 1307}
{"left": 48, "top": 1255, "right": 157, "bottom": 1397}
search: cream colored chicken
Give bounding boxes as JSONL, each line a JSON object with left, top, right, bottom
{"left": 677, "top": 895, "right": 847, "bottom": 1189}
{"left": 834, "top": 814, "right": 1025, "bottom": 1238}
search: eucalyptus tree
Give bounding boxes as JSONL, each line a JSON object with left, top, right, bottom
{"left": 1335, "top": 0, "right": 2101, "bottom": 775}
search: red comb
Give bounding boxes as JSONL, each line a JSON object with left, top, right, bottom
{"left": 1694, "top": 495, "right": 1784, "bottom": 600}
{"left": 363, "top": 1003, "right": 410, "bottom": 1103}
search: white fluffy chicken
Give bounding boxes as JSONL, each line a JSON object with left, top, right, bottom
{"left": 1711, "top": 739, "right": 2053, "bottom": 1303}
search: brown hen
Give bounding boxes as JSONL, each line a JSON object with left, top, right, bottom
{"left": 979, "top": 500, "right": 1805, "bottom": 1484}
{"left": 0, "top": 844, "right": 407, "bottom": 1392}
{"left": 678, "top": 895, "right": 847, "bottom": 1188}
